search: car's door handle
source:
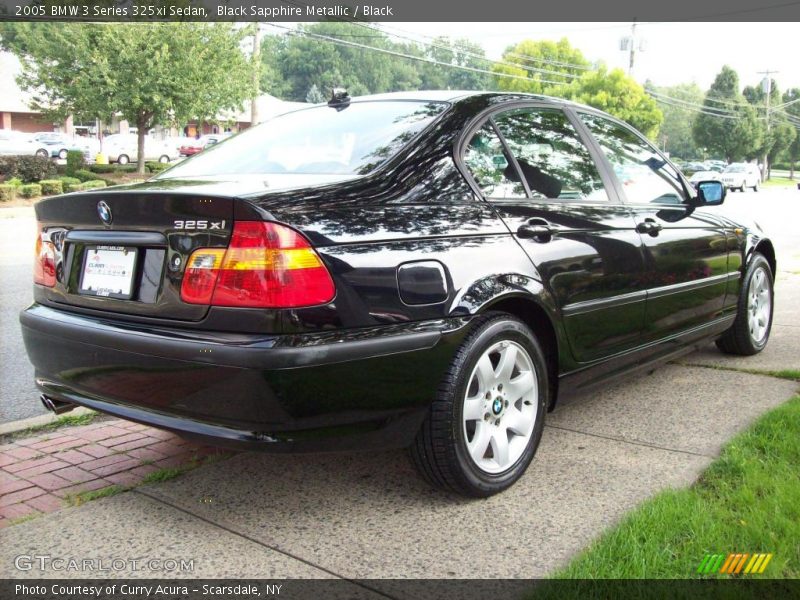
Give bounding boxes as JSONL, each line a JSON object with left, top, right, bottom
{"left": 636, "top": 218, "right": 662, "bottom": 236}
{"left": 517, "top": 219, "right": 555, "bottom": 242}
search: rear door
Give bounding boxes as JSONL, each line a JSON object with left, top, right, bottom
{"left": 462, "top": 104, "right": 647, "bottom": 363}
{"left": 577, "top": 112, "right": 729, "bottom": 343}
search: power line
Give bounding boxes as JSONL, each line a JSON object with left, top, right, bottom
{"left": 265, "top": 23, "right": 575, "bottom": 89}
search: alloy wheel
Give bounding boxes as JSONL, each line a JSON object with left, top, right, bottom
{"left": 748, "top": 266, "right": 771, "bottom": 344}
{"left": 462, "top": 340, "right": 538, "bottom": 474}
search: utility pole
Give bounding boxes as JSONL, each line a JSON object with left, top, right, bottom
{"left": 620, "top": 21, "right": 645, "bottom": 77}
{"left": 250, "top": 23, "right": 263, "bottom": 127}
{"left": 758, "top": 69, "right": 779, "bottom": 181}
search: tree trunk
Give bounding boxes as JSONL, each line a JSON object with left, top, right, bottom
{"left": 791, "top": 160, "right": 796, "bottom": 180}
{"left": 136, "top": 118, "right": 147, "bottom": 175}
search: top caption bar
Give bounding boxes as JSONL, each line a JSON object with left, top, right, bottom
{"left": 2, "top": 0, "right": 800, "bottom": 22}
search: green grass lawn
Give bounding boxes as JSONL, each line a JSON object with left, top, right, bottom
{"left": 552, "top": 394, "right": 800, "bottom": 578}
{"left": 762, "top": 176, "right": 798, "bottom": 188}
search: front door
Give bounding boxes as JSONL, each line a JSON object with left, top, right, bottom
{"left": 462, "top": 106, "right": 647, "bottom": 363}
{"left": 577, "top": 113, "right": 729, "bottom": 344}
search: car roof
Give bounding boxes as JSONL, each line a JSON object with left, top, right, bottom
{"left": 343, "top": 90, "right": 586, "bottom": 109}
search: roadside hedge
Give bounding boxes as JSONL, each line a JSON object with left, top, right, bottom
{"left": 0, "top": 155, "right": 56, "bottom": 183}
{"left": 20, "top": 183, "right": 42, "bottom": 198}
{"left": 146, "top": 161, "right": 170, "bottom": 173}
{"left": 0, "top": 184, "right": 16, "bottom": 202}
{"left": 90, "top": 163, "right": 137, "bottom": 174}
{"left": 73, "top": 169, "right": 97, "bottom": 182}
{"left": 39, "top": 180, "right": 63, "bottom": 195}
{"left": 65, "top": 150, "right": 85, "bottom": 176}
{"left": 59, "top": 176, "right": 82, "bottom": 193}
{"left": 82, "top": 180, "right": 107, "bottom": 190}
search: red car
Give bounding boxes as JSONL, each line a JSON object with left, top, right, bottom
{"left": 179, "top": 134, "right": 229, "bottom": 157}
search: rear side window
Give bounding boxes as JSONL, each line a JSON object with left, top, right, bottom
{"left": 159, "top": 101, "right": 446, "bottom": 178}
{"left": 493, "top": 108, "right": 608, "bottom": 201}
{"left": 463, "top": 122, "right": 526, "bottom": 199}
{"left": 580, "top": 113, "right": 686, "bottom": 205}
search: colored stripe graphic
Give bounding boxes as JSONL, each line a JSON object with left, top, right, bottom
{"left": 697, "top": 552, "right": 773, "bottom": 575}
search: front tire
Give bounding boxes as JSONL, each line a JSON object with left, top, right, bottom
{"left": 409, "top": 314, "right": 548, "bottom": 497}
{"left": 753, "top": 181, "right": 759, "bottom": 192}
{"left": 117, "top": 154, "right": 129, "bottom": 165}
{"left": 159, "top": 155, "right": 170, "bottom": 164}
{"left": 716, "top": 253, "right": 773, "bottom": 355}
{"left": 35, "top": 148, "right": 49, "bottom": 159}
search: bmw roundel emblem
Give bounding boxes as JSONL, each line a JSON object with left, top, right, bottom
{"left": 97, "top": 201, "right": 112, "bottom": 225}
{"left": 492, "top": 398, "right": 503, "bottom": 415}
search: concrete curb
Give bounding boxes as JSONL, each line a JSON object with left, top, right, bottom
{"left": 0, "top": 407, "right": 94, "bottom": 437}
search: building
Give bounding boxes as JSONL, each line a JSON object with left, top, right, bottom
{"left": 180, "top": 94, "right": 307, "bottom": 138}
{"left": 0, "top": 52, "right": 64, "bottom": 133}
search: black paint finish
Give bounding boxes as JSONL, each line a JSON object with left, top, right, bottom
{"left": 21, "top": 91, "right": 774, "bottom": 451}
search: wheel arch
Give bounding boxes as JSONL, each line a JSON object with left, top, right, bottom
{"left": 753, "top": 239, "right": 776, "bottom": 277}
{"left": 479, "top": 294, "right": 563, "bottom": 410}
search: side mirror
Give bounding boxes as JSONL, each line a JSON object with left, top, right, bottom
{"left": 695, "top": 180, "right": 725, "bottom": 206}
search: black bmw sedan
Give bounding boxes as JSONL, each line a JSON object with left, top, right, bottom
{"left": 21, "top": 91, "right": 775, "bottom": 497}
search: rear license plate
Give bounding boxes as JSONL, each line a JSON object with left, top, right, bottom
{"left": 79, "top": 245, "right": 137, "bottom": 299}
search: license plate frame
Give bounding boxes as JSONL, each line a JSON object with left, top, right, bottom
{"left": 78, "top": 245, "right": 138, "bottom": 300}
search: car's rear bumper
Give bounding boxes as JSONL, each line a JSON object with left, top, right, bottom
{"left": 21, "top": 304, "right": 469, "bottom": 451}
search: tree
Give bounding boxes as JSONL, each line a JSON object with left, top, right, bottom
{"left": 783, "top": 88, "right": 800, "bottom": 179}
{"left": 743, "top": 78, "right": 795, "bottom": 178}
{"left": 2, "top": 22, "right": 251, "bottom": 174}
{"left": 692, "top": 66, "right": 762, "bottom": 163}
{"left": 418, "top": 37, "right": 491, "bottom": 90}
{"left": 492, "top": 38, "right": 589, "bottom": 95}
{"left": 305, "top": 84, "right": 325, "bottom": 104}
{"left": 646, "top": 82, "right": 704, "bottom": 159}
{"left": 565, "top": 66, "right": 663, "bottom": 139}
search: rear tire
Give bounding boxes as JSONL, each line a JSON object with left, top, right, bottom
{"left": 409, "top": 313, "right": 548, "bottom": 497}
{"left": 159, "top": 155, "right": 170, "bottom": 164}
{"left": 35, "top": 148, "right": 49, "bottom": 159}
{"left": 58, "top": 149, "right": 68, "bottom": 160}
{"left": 716, "top": 253, "right": 773, "bottom": 355}
{"left": 753, "top": 181, "right": 759, "bottom": 192}
{"left": 117, "top": 154, "right": 129, "bottom": 165}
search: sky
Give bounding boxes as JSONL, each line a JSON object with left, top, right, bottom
{"left": 387, "top": 22, "right": 800, "bottom": 92}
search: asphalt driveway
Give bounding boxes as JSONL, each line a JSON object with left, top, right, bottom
{"left": 1, "top": 188, "right": 799, "bottom": 584}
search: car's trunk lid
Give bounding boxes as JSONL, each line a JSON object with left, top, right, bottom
{"left": 35, "top": 188, "right": 236, "bottom": 321}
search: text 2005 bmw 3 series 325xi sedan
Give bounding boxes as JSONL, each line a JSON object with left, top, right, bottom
{"left": 21, "top": 91, "right": 775, "bottom": 497}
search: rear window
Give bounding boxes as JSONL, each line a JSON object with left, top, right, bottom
{"left": 159, "top": 101, "right": 447, "bottom": 178}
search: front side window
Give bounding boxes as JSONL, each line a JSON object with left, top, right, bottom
{"left": 492, "top": 108, "right": 608, "bottom": 201}
{"left": 463, "top": 122, "right": 526, "bottom": 199}
{"left": 580, "top": 113, "right": 686, "bottom": 205}
{"left": 159, "top": 101, "right": 446, "bottom": 178}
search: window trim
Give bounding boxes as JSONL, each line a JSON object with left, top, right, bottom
{"left": 573, "top": 109, "right": 696, "bottom": 206}
{"left": 454, "top": 101, "right": 619, "bottom": 205}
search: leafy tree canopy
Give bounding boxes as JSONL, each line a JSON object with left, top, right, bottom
{"left": 1, "top": 22, "right": 252, "bottom": 173}
{"left": 492, "top": 38, "right": 589, "bottom": 95}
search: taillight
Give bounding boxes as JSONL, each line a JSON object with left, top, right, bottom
{"left": 181, "top": 221, "right": 335, "bottom": 308}
{"left": 34, "top": 225, "right": 56, "bottom": 287}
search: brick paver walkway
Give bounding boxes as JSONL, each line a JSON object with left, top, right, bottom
{"left": 0, "top": 418, "right": 232, "bottom": 527}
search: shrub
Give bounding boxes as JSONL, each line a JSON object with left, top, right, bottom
{"left": 82, "top": 180, "right": 107, "bottom": 190}
{"left": 39, "top": 179, "right": 64, "bottom": 196}
{"left": 20, "top": 183, "right": 42, "bottom": 198}
{"left": 0, "top": 184, "right": 16, "bottom": 202}
{"left": 59, "top": 177, "right": 82, "bottom": 192}
{"left": 0, "top": 155, "right": 55, "bottom": 183}
{"left": 146, "top": 161, "right": 170, "bottom": 173}
{"left": 65, "top": 150, "right": 85, "bottom": 175}
{"left": 73, "top": 169, "right": 96, "bottom": 182}
{"left": 89, "top": 164, "right": 116, "bottom": 174}
{"left": 6, "top": 177, "right": 23, "bottom": 187}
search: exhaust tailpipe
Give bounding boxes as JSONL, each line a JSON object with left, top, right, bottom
{"left": 40, "top": 394, "right": 76, "bottom": 415}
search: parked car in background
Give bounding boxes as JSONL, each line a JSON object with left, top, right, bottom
{"left": 683, "top": 162, "right": 708, "bottom": 176}
{"left": 102, "top": 134, "right": 179, "bottom": 164}
{"left": 721, "top": 162, "right": 761, "bottom": 192}
{"left": 22, "top": 92, "right": 775, "bottom": 497}
{"left": 689, "top": 170, "right": 722, "bottom": 188}
{"left": 705, "top": 160, "right": 727, "bottom": 172}
{"left": 32, "top": 132, "right": 100, "bottom": 160}
{"left": 0, "top": 130, "right": 50, "bottom": 158}
{"left": 179, "top": 133, "right": 231, "bottom": 157}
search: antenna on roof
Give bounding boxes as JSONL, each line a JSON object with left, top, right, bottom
{"left": 328, "top": 88, "right": 350, "bottom": 111}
